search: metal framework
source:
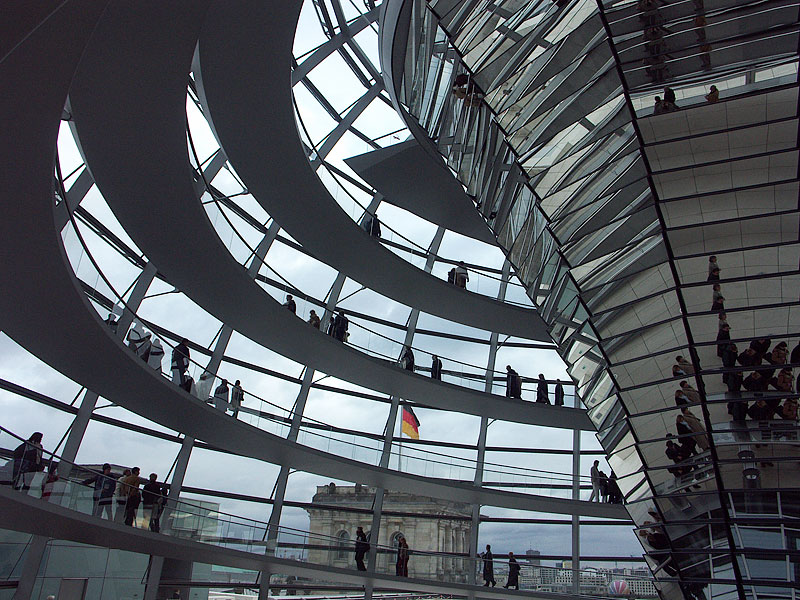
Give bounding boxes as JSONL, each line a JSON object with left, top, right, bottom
{"left": 0, "top": 3, "right": 660, "bottom": 600}
{"left": 381, "top": 0, "right": 800, "bottom": 598}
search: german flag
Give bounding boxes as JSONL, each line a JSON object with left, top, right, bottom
{"left": 401, "top": 406, "right": 420, "bottom": 439}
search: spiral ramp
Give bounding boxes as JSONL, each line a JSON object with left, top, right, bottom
{"left": 0, "top": 1, "right": 636, "bottom": 599}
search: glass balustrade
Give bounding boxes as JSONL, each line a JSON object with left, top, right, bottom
{"left": 0, "top": 426, "right": 643, "bottom": 595}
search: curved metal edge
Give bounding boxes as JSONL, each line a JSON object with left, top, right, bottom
{"left": 0, "top": 488, "right": 575, "bottom": 600}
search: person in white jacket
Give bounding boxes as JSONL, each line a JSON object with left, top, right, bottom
{"left": 148, "top": 339, "right": 164, "bottom": 374}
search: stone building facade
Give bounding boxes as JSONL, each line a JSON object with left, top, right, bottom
{"left": 305, "top": 484, "right": 471, "bottom": 582}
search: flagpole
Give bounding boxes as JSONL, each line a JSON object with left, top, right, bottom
{"left": 397, "top": 405, "right": 403, "bottom": 472}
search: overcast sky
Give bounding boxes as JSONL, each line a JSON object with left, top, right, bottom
{"left": 0, "top": 0, "right": 643, "bottom": 576}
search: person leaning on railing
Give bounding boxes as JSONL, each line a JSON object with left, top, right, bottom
{"left": 12, "top": 432, "right": 44, "bottom": 491}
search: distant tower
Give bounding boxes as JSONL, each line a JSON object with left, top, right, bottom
{"left": 525, "top": 549, "right": 541, "bottom": 566}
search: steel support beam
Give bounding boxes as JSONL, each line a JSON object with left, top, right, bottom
{"left": 260, "top": 267, "right": 348, "bottom": 599}
{"left": 55, "top": 167, "right": 94, "bottom": 231}
{"left": 364, "top": 226, "right": 444, "bottom": 600}
{"left": 571, "top": 394, "right": 581, "bottom": 594}
{"left": 148, "top": 223, "right": 279, "bottom": 600}
{"left": 468, "top": 261, "right": 510, "bottom": 593}
{"left": 14, "top": 261, "right": 158, "bottom": 600}
{"left": 144, "top": 434, "right": 196, "bottom": 600}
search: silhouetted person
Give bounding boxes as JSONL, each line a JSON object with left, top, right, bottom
{"left": 608, "top": 471, "right": 623, "bottom": 503}
{"left": 115, "top": 468, "right": 131, "bottom": 523}
{"left": 40, "top": 463, "right": 59, "bottom": 501}
{"left": 716, "top": 323, "right": 730, "bottom": 357}
{"left": 679, "top": 381, "right": 700, "bottom": 403}
{"left": 172, "top": 338, "right": 190, "bottom": 387}
{"left": 728, "top": 397, "right": 747, "bottom": 422}
{"left": 707, "top": 255, "right": 720, "bottom": 281}
{"left": 505, "top": 366, "right": 522, "bottom": 399}
{"left": 328, "top": 311, "right": 349, "bottom": 341}
{"left": 722, "top": 342, "right": 739, "bottom": 390}
{"left": 676, "top": 355, "right": 694, "bottom": 374}
{"left": 127, "top": 322, "right": 149, "bottom": 359}
{"left": 748, "top": 398, "right": 773, "bottom": 421}
{"left": 536, "top": 374, "right": 550, "bottom": 404}
{"left": 505, "top": 552, "right": 520, "bottom": 589}
{"left": 213, "top": 379, "right": 229, "bottom": 411}
{"left": 705, "top": 85, "right": 719, "bottom": 102}
{"left": 598, "top": 470, "right": 609, "bottom": 502}
{"left": 590, "top": 460, "right": 601, "bottom": 501}
{"left": 790, "top": 342, "right": 800, "bottom": 365}
{"left": 362, "top": 213, "right": 381, "bottom": 238}
{"left": 452, "top": 73, "right": 482, "bottom": 105}
{"left": 401, "top": 346, "right": 415, "bottom": 372}
{"left": 396, "top": 536, "right": 409, "bottom": 577}
{"left": 738, "top": 347, "right": 760, "bottom": 367}
{"left": 354, "top": 526, "right": 369, "bottom": 571}
{"left": 676, "top": 414, "right": 698, "bottom": 455}
{"left": 431, "top": 355, "right": 442, "bottom": 380}
{"left": 665, "top": 436, "right": 689, "bottom": 476}
{"left": 283, "top": 294, "right": 296, "bottom": 314}
{"left": 454, "top": 261, "right": 469, "bottom": 289}
{"left": 743, "top": 371, "right": 768, "bottom": 392}
{"left": 12, "top": 432, "right": 43, "bottom": 490}
{"left": 779, "top": 397, "right": 798, "bottom": 420}
{"left": 711, "top": 283, "right": 724, "bottom": 311}
{"left": 773, "top": 367, "right": 792, "bottom": 393}
{"left": 120, "top": 467, "right": 142, "bottom": 527}
{"left": 142, "top": 473, "right": 165, "bottom": 531}
{"left": 750, "top": 338, "right": 771, "bottom": 359}
{"left": 83, "top": 463, "right": 116, "bottom": 519}
{"left": 681, "top": 408, "right": 708, "bottom": 451}
{"left": 105, "top": 313, "right": 119, "bottom": 334}
{"left": 482, "top": 544, "right": 496, "bottom": 586}
{"left": 231, "top": 380, "right": 244, "bottom": 418}
{"left": 554, "top": 379, "right": 564, "bottom": 406}
{"left": 771, "top": 342, "right": 788, "bottom": 365}
{"left": 308, "top": 310, "right": 321, "bottom": 329}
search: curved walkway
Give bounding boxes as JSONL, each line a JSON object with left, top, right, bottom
{"left": 0, "top": 488, "right": 585, "bottom": 600}
{"left": 0, "top": 2, "right": 626, "bottom": 519}
{"left": 66, "top": 1, "right": 588, "bottom": 431}
{"left": 192, "top": 0, "right": 550, "bottom": 341}
{"left": 344, "top": 140, "right": 497, "bottom": 245}
{"left": 0, "top": 2, "right": 622, "bottom": 518}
